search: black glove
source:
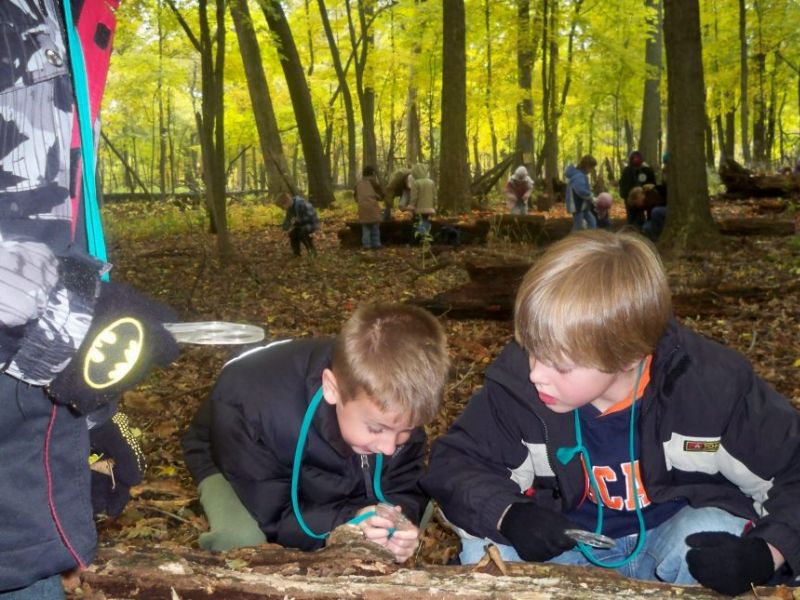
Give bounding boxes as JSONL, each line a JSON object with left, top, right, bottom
{"left": 686, "top": 532, "right": 775, "bottom": 596}
{"left": 48, "top": 281, "right": 180, "bottom": 413}
{"left": 90, "top": 411, "right": 145, "bottom": 517}
{"left": 499, "top": 502, "right": 578, "bottom": 562}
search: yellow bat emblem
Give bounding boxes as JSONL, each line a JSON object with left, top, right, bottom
{"left": 82, "top": 317, "right": 144, "bottom": 389}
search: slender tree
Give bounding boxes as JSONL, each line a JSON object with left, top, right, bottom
{"left": 317, "top": 0, "right": 357, "bottom": 187}
{"left": 261, "top": 0, "right": 335, "bottom": 207}
{"left": 166, "top": 0, "right": 231, "bottom": 257}
{"left": 639, "top": 0, "right": 663, "bottom": 170}
{"left": 738, "top": 0, "right": 751, "bottom": 163}
{"left": 661, "top": 0, "right": 718, "bottom": 251}
{"left": 515, "top": 0, "right": 534, "bottom": 166}
{"left": 438, "top": 0, "right": 470, "bottom": 213}
{"left": 230, "top": 0, "right": 294, "bottom": 198}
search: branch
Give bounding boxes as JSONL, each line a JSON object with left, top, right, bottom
{"left": 164, "top": 0, "right": 202, "bottom": 52}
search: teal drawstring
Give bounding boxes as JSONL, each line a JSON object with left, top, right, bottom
{"left": 291, "top": 387, "right": 390, "bottom": 539}
{"left": 60, "top": 0, "right": 109, "bottom": 274}
{"left": 556, "top": 360, "right": 647, "bottom": 568}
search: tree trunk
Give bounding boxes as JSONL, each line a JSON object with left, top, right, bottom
{"left": 484, "top": 0, "right": 499, "bottom": 169}
{"left": 542, "top": 0, "right": 559, "bottom": 206}
{"left": 230, "top": 0, "right": 295, "bottom": 199}
{"left": 261, "top": 0, "right": 335, "bottom": 208}
{"left": 438, "top": 0, "right": 471, "bottom": 214}
{"left": 515, "top": 0, "right": 534, "bottom": 166}
{"left": 738, "top": 0, "right": 750, "bottom": 164}
{"left": 639, "top": 0, "right": 663, "bottom": 171}
{"left": 360, "top": 0, "right": 378, "bottom": 170}
{"left": 752, "top": 51, "right": 767, "bottom": 167}
{"left": 346, "top": 0, "right": 378, "bottom": 172}
{"left": 157, "top": 0, "right": 167, "bottom": 200}
{"left": 660, "top": 0, "right": 718, "bottom": 252}
{"left": 704, "top": 117, "right": 715, "bottom": 167}
{"left": 317, "top": 0, "right": 358, "bottom": 187}
{"left": 166, "top": 0, "right": 231, "bottom": 257}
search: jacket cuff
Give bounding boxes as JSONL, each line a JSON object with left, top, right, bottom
{"left": 747, "top": 521, "right": 800, "bottom": 575}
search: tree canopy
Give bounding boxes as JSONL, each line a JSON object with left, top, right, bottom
{"left": 101, "top": 0, "right": 800, "bottom": 205}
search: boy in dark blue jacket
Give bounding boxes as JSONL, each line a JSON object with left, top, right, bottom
{"left": 183, "top": 304, "right": 450, "bottom": 563}
{"left": 279, "top": 192, "right": 319, "bottom": 257}
{"left": 423, "top": 230, "right": 799, "bottom": 596}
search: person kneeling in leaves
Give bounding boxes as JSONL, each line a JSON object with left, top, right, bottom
{"left": 182, "top": 304, "right": 450, "bottom": 563}
{"left": 89, "top": 410, "right": 145, "bottom": 518}
{"left": 423, "top": 230, "right": 799, "bottom": 596}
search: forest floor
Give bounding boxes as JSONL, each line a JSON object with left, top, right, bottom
{"left": 95, "top": 197, "right": 800, "bottom": 569}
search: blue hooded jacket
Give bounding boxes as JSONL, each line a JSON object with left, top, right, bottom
{"left": 564, "top": 165, "right": 593, "bottom": 214}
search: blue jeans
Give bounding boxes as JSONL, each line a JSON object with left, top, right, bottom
{"left": 511, "top": 201, "right": 528, "bottom": 215}
{"left": 415, "top": 215, "right": 432, "bottom": 237}
{"left": 0, "top": 575, "right": 65, "bottom": 600}
{"left": 643, "top": 206, "right": 667, "bottom": 242}
{"left": 459, "top": 505, "right": 747, "bottom": 585}
{"left": 572, "top": 208, "right": 597, "bottom": 231}
{"left": 361, "top": 223, "right": 381, "bottom": 248}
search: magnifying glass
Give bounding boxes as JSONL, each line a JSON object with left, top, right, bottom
{"left": 163, "top": 321, "right": 266, "bottom": 345}
{"left": 564, "top": 528, "right": 616, "bottom": 549}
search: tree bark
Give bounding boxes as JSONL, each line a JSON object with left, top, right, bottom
{"left": 261, "top": 0, "right": 335, "bottom": 208}
{"left": 660, "top": 0, "right": 719, "bottom": 252}
{"left": 515, "top": 0, "right": 534, "bottom": 167}
{"left": 738, "top": 0, "right": 750, "bottom": 164}
{"left": 317, "top": 0, "right": 358, "bottom": 187}
{"left": 77, "top": 543, "right": 738, "bottom": 600}
{"left": 438, "top": 0, "right": 471, "bottom": 214}
{"left": 639, "top": 0, "right": 663, "bottom": 171}
{"left": 230, "top": 0, "right": 295, "bottom": 199}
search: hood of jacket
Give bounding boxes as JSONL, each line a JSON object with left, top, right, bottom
{"left": 564, "top": 164, "right": 581, "bottom": 180}
{"left": 411, "top": 163, "right": 429, "bottom": 179}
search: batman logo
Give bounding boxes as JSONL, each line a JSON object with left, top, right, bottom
{"left": 82, "top": 317, "right": 144, "bottom": 389}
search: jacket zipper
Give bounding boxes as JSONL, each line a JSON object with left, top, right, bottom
{"left": 360, "top": 454, "right": 375, "bottom": 500}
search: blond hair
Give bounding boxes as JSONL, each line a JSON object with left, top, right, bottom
{"left": 514, "top": 230, "right": 671, "bottom": 372}
{"left": 332, "top": 304, "right": 449, "bottom": 425}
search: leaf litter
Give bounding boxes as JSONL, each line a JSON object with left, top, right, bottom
{"left": 99, "top": 198, "right": 800, "bottom": 566}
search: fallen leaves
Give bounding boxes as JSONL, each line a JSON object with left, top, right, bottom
{"left": 97, "top": 197, "right": 800, "bottom": 567}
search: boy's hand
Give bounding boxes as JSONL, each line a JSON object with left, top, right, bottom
{"left": 356, "top": 505, "right": 419, "bottom": 563}
{"left": 686, "top": 532, "right": 775, "bottom": 596}
{"left": 498, "top": 502, "right": 578, "bottom": 562}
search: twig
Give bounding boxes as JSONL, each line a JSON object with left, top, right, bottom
{"left": 447, "top": 359, "right": 481, "bottom": 395}
{"left": 136, "top": 504, "right": 203, "bottom": 529}
{"left": 747, "top": 329, "right": 757, "bottom": 353}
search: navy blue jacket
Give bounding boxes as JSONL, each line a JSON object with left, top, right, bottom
{"left": 422, "top": 321, "right": 800, "bottom": 574}
{"left": 182, "top": 338, "right": 429, "bottom": 551}
{"left": 0, "top": 378, "right": 95, "bottom": 590}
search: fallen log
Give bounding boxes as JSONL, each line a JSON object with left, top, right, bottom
{"left": 74, "top": 542, "right": 762, "bottom": 600}
{"left": 414, "top": 261, "right": 800, "bottom": 321}
{"left": 718, "top": 158, "right": 800, "bottom": 198}
{"left": 336, "top": 217, "right": 491, "bottom": 247}
{"left": 338, "top": 215, "right": 795, "bottom": 248}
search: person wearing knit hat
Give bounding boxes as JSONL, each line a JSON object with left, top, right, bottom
{"left": 504, "top": 166, "right": 534, "bottom": 215}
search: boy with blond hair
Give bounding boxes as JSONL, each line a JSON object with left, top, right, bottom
{"left": 183, "top": 304, "right": 449, "bottom": 563}
{"left": 423, "top": 230, "right": 799, "bottom": 595}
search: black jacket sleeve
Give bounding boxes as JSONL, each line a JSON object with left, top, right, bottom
{"left": 182, "top": 394, "right": 220, "bottom": 485}
{"left": 422, "top": 383, "right": 534, "bottom": 542}
{"left": 721, "top": 365, "right": 800, "bottom": 574}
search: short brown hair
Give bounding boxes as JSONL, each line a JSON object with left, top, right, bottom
{"left": 514, "top": 230, "right": 671, "bottom": 372}
{"left": 578, "top": 155, "right": 597, "bottom": 171}
{"left": 276, "top": 192, "right": 292, "bottom": 208}
{"left": 331, "top": 304, "right": 449, "bottom": 425}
